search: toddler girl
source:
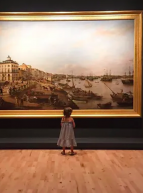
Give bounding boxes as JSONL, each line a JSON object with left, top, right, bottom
{"left": 57, "top": 107, "right": 77, "bottom": 155}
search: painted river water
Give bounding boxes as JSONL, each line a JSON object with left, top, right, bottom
{"left": 60, "top": 78, "right": 133, "bottom": 109}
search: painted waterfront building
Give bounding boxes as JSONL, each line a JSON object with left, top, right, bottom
{"left": 0, "top": 56, "right": 19, "bottom": 82}
{"left": 18, "top": 68, "right": 27, "bottom": 80}
{"left": 47, "top": 73, "right": 52, "bottom": 81}
{"left": 19, "top": 63, "right": 32, "bottom": 80}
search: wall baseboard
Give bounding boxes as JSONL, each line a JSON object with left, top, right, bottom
{"left": 0, "top": 137, "right": 143, "bottom": 149}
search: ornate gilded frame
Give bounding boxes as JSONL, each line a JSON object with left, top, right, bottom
{"left": 0, "top": 11, "right": 142, "bottom": 118}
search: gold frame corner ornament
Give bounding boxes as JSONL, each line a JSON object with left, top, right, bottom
{"left": 0, "top": 11, "right": 142, "bottom": 118}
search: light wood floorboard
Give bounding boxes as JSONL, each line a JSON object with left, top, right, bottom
{"left": 0, "top": 150, "right": 143, "bottom": 193}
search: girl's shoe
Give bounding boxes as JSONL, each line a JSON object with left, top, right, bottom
{"left": 69, "top": 152, "right": 77, "bottom": 156}
{"left": 61, "top": 151, "right": 66, "bottom": 155}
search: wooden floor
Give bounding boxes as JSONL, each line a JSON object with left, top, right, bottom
{"left": 0, "top": 150, "right": 143, "bottom": 193}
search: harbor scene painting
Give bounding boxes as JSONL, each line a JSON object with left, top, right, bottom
{"left": 0, "top": 19, "right": 134, "bottom": 110}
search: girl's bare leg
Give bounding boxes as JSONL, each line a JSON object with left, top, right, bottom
{"left": 70, "top": 146, "right": 74, "bottom": 153}
{"left": 62, "top": 147, "right": 65, "bottom": 153}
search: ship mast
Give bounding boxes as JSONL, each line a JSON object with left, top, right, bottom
{"left": 71, "top": 71, "right": 75, "bottom": 87}
{"left": 129, "top": 66, "right": 131, "bottom": 76}
{"left": 106, "top": 69, "right": 108, "bottom": 76}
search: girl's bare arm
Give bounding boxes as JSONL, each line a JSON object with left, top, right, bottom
{"left": 61, "top": 117, "right": 64, "bottom": 126}
{"left": 71, "top": 118, "right": 75, "bottom": 128}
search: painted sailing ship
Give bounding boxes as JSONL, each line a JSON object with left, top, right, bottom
{"left": 71, "top": 88, "right": 102, "bottom": 101}
{"left": 121, "top": 67, "right": 133, "bottom": 85}
{"left": 58, "top": 72, "right": 75, "bottom": 89}
{"left": 80, "top": 76, "right": 85, "bottom": 80}
{"left": 87, "top": 73, "right": 94, "bottom": 81}
{"left": 84, "top": 79, "right": 92, "bottom": 88}
{"left": 101, "top": 70, "right": 112, "bottom": 82}
{"left": 69, "top": 72, "right": 102, "bottom": 101}
{"left": 87, "top": 76, "right": 94, "bottom": 81}
{"left": 104, "top": 83, "right": 133, "bottom": 106}
{"left": 66, "top": 74, "right": 70, "bottom": 82}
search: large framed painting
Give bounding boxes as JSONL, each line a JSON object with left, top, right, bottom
{"left": 0, "top": 11, "right": 142, "bottom": 118}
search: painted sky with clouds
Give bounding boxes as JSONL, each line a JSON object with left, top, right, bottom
{"left": 0, "top": 20, "right": 134, "bottom": 75}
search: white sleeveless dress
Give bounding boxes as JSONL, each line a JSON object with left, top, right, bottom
{"left": 57, "top": 121, "right": 77, "bottom": 147}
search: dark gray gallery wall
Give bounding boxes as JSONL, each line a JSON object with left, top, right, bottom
{"left": 0, "top": 0, "right": 143, "bottom": 149}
